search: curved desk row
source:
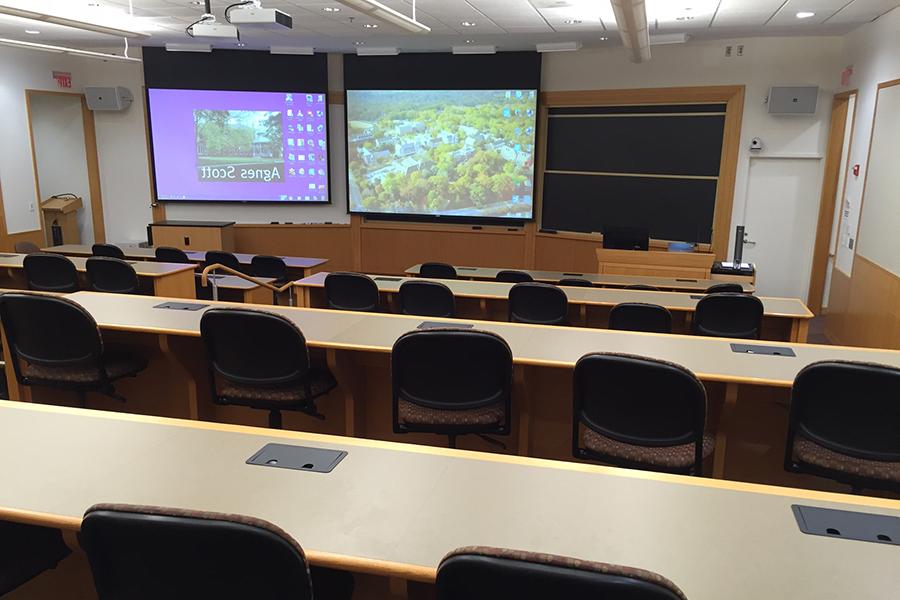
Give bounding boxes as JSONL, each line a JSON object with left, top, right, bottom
{"left": 294, "top": 272, "right": 811, "bottom": 342}
{"left": 0, "top": 401, "right": 897, "bottom": 600}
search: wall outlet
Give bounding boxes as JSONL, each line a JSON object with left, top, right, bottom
{"left": 725, "top": 45, "right": 732, "bottom": 57}
{"left": 737, "top": 45, "right": 744, "bottom": 56}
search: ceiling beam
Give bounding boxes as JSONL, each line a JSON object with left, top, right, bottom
{"left": 609, "top": 0, "right": 651, "bottom": 63}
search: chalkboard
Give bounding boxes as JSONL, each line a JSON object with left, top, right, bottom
{"left": 541, "top": 104, "right": 726, "bottom": 243}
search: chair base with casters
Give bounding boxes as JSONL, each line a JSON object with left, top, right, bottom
{"left": 211, "top": 369, "right": 337, "bottom": 429}
{"left": 0, "top": 521, "right": 71, "bottom": 596}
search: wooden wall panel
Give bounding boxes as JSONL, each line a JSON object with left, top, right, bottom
{"left": 233, "top": 224, "right": 354, "bottom": 272}
{"left": 4, "top": 229, "right": 44, "bottom": 252}
{"left": 824, "top": 267, "right": 851, "bottom": 344}
{"left": 825, "top": 256, "right": 900, "bottom": 349}
{"left": 359, "top": 222, "right": 527, "bottom": 274}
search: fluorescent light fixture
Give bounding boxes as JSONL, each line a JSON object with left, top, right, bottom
{"left": 796, "top": 11, "right": 815, "bottom": 19}
{"left": 356, "top": 46, "right": 399, "bottom": 56}
{"left": 650, "top": 33, "right": 688, "bottom": 45}
{"left": 333, "top": 0, "right": 430, "bottom": 33}
{"left": 536, "top": 41, "right": 582, "bottom": 53}
{"left": 270, "top": 46, "right": 314, "bottom": 55}
{"left": 0, "top": 4, "right": 148, "bottom": 38}
{"left": 451, "top": 44, "right": 495, "bottom": 54}
{"left": 0, "top": 36, "right": 140, "bottom": 61}
{"left": 165, "top": 42, "right": 212, "bottom": 53}
{"left": 610, "top": 0, "right": 651, "bottom": 63}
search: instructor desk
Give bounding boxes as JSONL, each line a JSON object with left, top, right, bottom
{"left": 0, "top": 402, "right": 898, "bottom": 600}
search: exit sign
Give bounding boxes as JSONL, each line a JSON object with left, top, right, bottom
{"left": 52, "top": 71, "right": 72, "bottom": 88}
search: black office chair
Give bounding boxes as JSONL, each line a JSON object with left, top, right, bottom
{"left": 508, "top": 282, "right": 568, "bottom": 326}
{"left": 92, "top": 243, "right": 125, "bottom": 259}
{"left": 399, "top": 280, "right": 455, "bottom": 318}
{"left": 14, "top": 241, "right": 40, "bottom": 254}
{"left": 392, "top": 328, "right": 512, "bottom": 449}
{"left": 205, "top": 250, "right": 242, "bottom": 272}
{"left": 495, "top": 270, "right": 533, "bottom": 283}
{"left": 558, "top": 278, "right": 593, "bottom": 287}
{"left": 572, "top": 353, "right": 713, "bottom": 475}
{"left": 22, "top": 253, "right": 79, "bottom": 293}
{"left": 155, "top": 246, "right": 191, "bottom": 263}
{"left": 80, "top": 504, "right": 354, "bottom": 600}
{"left": 420, "top": 262, "right": 457, "bottom": 279}
{"left": 625, "top": 284, "right": 660, "bottom": 291}
{"left": 200, "top": 308, "right": 336, "bottom": 429}
{"left": 784, "top": 360, "right": 900, "bottom": 493}
{"left": 694, "top": 292, "right": 763, "bottom": 339}
{"left": 437, "top": 546, "right": 687, "bottom": 600}
{"left": 324, "top": 272, "right": 379, "bottom": 312}
{"left": 251, "top": 255, "right": 289, "bottom": 284}
{"left": 609, "top": 302, "right": 673, "bottom": 334}
{"left": 0, "top": 521, "right": 71, "bottom": 596}
{"left": 86, "top": 257, "right": 141, "bottom": 294}
{"left": 705, "top": 282, "right": 744, "bottom": 294}
{"left": 0, "top": 293, "right": 147, "bottom": 405}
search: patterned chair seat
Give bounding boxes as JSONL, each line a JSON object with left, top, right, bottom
{"left": 218, "top": 369, "right": 337, "bottom": 407}
{"left": 794, "top": 436, "right": 900, "bottom": 484}
{"left": 398, "top": 400, "right": 505, "bottom": 427}
{"left": 23, "top": 353, "right": 147, "bottom": 385}
{"left": 583, "top": 429, "right": 715, "bottom": 470}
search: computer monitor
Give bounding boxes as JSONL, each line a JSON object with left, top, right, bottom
{"left": 602, "top": 226, "right": 650, "bottom": 251}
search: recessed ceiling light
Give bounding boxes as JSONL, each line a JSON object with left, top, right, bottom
{"left": 322, "top": 6, "right": 340, "bottom": 11}
{"left": 364, "top": 23, "right": 378, "bottom": 28}
{"left": 460, "top": 21, "right": 476, "bottom": 27}
{"left": 25, "top": 29, "right": 40, "bottom": 34}
{"left": 564, "top": 19, "right": 582, "bottom": 24}
{"left": 796, "top": 11, "right": 815, "bottom": 19}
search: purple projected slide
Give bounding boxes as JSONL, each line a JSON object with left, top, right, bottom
{"left": 148, "top": 88, "right": 329, "bottom": 203}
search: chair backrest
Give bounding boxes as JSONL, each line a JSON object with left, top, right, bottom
{"left": 436, "top": 546, "right": 686, "bottom": 600}
{"left": 609, "top": 302, "right": 673, "bottom": 334}
{"left": 14, "top": 241, "right": 40, "bottom": 254}
{"left": 205, "top": 251, "right": 242, "bottom": 272}
{"left": 705, "top": 282, "right": 744, "bottom": 294}
{"left": 495, "top": 270, "right": 533, "bottom": 283}
{"left": 0, "top": 293, "right": 102, "bottom": 375}
{"left": 625, "top": 284, "right": 660, "bottom": 291}
{"left": 694, "top": 293, "right": 763, "bottom": 339}
{"left": 80, "top": 504, "right": 314, "bottom": 600}
{"left": 92, "top": 243, "right": 125, "bottom": 259}
{"left": 399, "top": 280, "right": 455, "bottom": 318}
{"left": 508, "top": 282, "right": 568, "bottom": 326}
{"left": 155, "top": 246, "right": 191, "bottom": 263}
{"left": 573, "top": 353, "right": 707, "bottom": 463}
{"left": 420, "top": 262, "right": 457, "bottom": 279}
{"left": 392, "top": 328, "right": 512, "bottom": 416}
{"left": 200, "top": 308, "right": 311, "bottom": 387}
{"left": 324, "top": 272, "right": 379, "bottom": 312}
{"left": 557, "top": 278, "right": 593, "bottom": 287}
{"left": 22, "top": 253, "right": 79, "bottom": 293}
{"left": 251, "top": 255, "right": 288, "bottom": 281}
{"left": 787, "top": 361, "right": 900, "bottom": 463}
{"left": 86, "top": 257, "right": 140, "bottom": 294}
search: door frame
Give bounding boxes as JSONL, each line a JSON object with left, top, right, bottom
{"left": 807, "top": 90, "right": 857, "bottom": 314}
{"left": 25, "top": 89, "right": 107, "bottom": 244}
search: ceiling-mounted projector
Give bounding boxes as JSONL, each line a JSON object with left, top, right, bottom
{"left": 188, "top": 16, "right": 238, "bottom": 39}
{"left": 228, "top": 4, "right": 293, "bottom": 29}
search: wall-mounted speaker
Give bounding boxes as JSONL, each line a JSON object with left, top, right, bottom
{"left": 768, "top": 86, "right": 819, "bottom": 115}
{"left": 84, "top": 86, "right": 133, "bottom": 111}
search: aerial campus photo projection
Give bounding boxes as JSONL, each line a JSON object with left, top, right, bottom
{"left": 347, "top": 89, "right": 538, "bottom": 219}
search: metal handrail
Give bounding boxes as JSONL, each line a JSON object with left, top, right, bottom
{"left": 199, "top": 263, "right": 295, "bottom": 305}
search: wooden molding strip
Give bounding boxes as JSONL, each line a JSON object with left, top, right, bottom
{"left": 544, "top": 169, "right": 718, "bottom": 181}
{"left": 548, "top": 112, "right": 726, "bottom": 118}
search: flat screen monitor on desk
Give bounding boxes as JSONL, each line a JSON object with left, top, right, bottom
{"left": 602, "top": 226, "right": 649, "bottom": 251}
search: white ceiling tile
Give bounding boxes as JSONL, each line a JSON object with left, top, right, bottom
{"left": 766, "top": 0, "right": 853, "bottom": 26}
{"left": 712, "top": 0, "right": 784, "bottom": 27}
{"left": 826, "top": 0, "right": 900, "bottom": 23}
